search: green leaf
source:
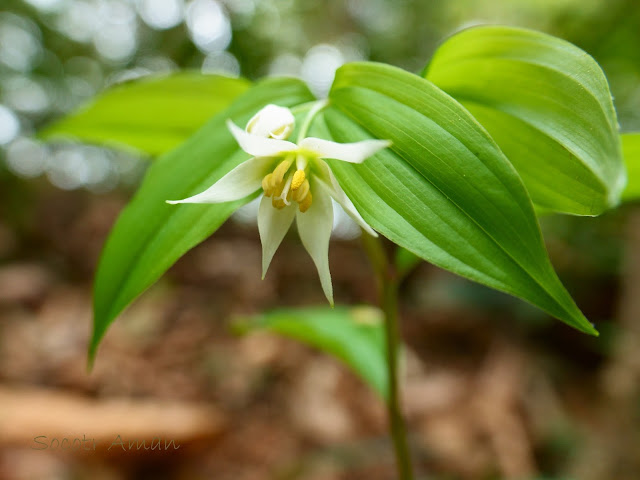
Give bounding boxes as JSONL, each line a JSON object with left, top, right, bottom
{"left": 90, "top": 78, "right": 314, "bottom": 363}
{"left": 234, "top": 306, "right": 389, "bottom": 399}
{"left": 326, "top": 61, "right": 596, "bottom": 335}
{"left": 622, "top": 133, "right": 640, "bottom": 202}
{"left": 425, "top": 26, "right": 624, "bottom": 216}
{"left": 41, "top": 72, "right": 250, "bottom": 156}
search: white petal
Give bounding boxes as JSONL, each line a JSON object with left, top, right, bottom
{"left": 299, "top": 137, "right": 391, "bottom": 163}
{"left": 246, "top": 104, "right": 295, "bottom": 140}
{"left": 296, "top": 185, "right": 334, "bottom": 305}
{"left": 315, "top": 160, "right": 378, "bottom": 237}
{"left": 258, "top": 195, "right": 296, "bottom": 278}
{"left": 167, "top": 156, "right": 273, "bottom": 204}
{"left": 227, "top": 120, "right": 297, "bottom": 157}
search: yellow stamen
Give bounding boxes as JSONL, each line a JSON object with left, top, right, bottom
{"left": 271, "top": 159, "right": 292, "bottom": 189}
{"left": 272, "top": 197, "right": 287, "bottom": 209}
{"left": 272, "top": 178, "right": 285, "bottom": 198}
{"left": 292, "top": 179, "right": 310, "bottom": 202}
{"left": 291, "top": 169, "right": 306, "bottom": 191}
{"left": 298, "top": 192, "right": 312, "bottom": 213}
{"left": 262, "top": 173, "right": 274, "bottom": 196}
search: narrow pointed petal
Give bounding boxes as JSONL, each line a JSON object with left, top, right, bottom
{"left": 315, "top": 160, "right": 378, "bottom": 237}
{"left": 299, "top": 137, "right": 391, "bottom": 163}
{"left": 227, "top": 120, "right": 297, "bottom": 157}
{"left": 167, "top": 156, "right": 273, "bottom": 204}
{"left": 258, "top": 195, "right": 296, "bottom": 278}
{"left": 296, "top": 185, "right": 334, "bottom": 305}
{"left": 246, "top": 104, "right": 295, "bottom": 139}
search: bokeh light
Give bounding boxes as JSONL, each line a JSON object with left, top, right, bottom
{"left": 136, "top": 0, "right": 184, "bottom": 30}
{"left": 0, "top": 105, "right": 21, "bottom": 145}
{"left": 268, "top": 53, "right": 302, "bottom": 77}
{"left": 0, "top": 14, "right": 42, "bottom": 72}
{"left": 202, "top": 51, "right": 240, "bottom": 76}
{"left": 23, "top": 0, "right": 65, "bottom": 13}
{"left": 301, "top": 44, "right": 345, "bottom": 98}
{"left": 3, "top": 76, "right": 50, "bottom": 115}
{"left": 56, "top": 1, "right": 100, "bottom": 43}
{"left": 186, "top": 0, "right": 232, "bottom": 53}
{"left": 5, "top": 137, "right": 48, "bottom": 178}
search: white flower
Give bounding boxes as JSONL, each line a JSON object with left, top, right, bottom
{"left": 245, "top": 104, "right": 294, "bottom": 139}
{"left": 168, "top": 104, "right": 390, "bottom": 304}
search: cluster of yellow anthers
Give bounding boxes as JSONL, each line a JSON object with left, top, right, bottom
{"left": 262, "top": 156, "right": 312, "bottom": 212}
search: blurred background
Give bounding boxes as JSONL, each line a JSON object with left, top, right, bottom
{"left": 1, "top": 0, "right": 639, "bottom": 479}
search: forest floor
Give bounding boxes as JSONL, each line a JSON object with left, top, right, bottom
{"left": 0, "top": 185, "right": 638, "bottom": 480}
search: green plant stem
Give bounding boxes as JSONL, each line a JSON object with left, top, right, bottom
{"left": 362, "top": 234, "right": 414, "bottom": 479}
{"left": 382, "top": 271, "right": 413, "bottom": 479}
{"left": 297, "top": 99, "right": 328, "bottom": 142}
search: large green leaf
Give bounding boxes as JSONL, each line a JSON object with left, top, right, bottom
{"left": 325, "top": 61, "right": 596, "bottom": 335}
{"left": 622, "top": 133, "right": 640, "bottom": 202}
{"left": 425, "top": 26, "right": 624, "bottom": 216}
{"left": 41, "top": 73, "right": 250, "bottom": 156}
{"left": 89, "top": 78, "right": 314, "bottom": 362}
{"left": 234, "top": 306, "right": 389, "bottom": 399}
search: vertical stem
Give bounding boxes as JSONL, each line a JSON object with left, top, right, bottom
{"left": 296, "top": 99, "right": 328, "bottom": 143}
{"left": 362, "top": 234, "right": 414, "bottom": 479}
{"left": 382, "top": 271, "right": 414, "bottom": 479}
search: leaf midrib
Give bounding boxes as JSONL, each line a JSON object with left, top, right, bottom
{"left": 328, "top": 100, "right": 572, "bottom": 317}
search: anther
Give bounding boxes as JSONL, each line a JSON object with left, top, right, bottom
{"left": 291, "top": 170, "right": 306, "bottom": 191}
{"left": 262, "top": 173, "right": 274, "bottom": 196}
{"left": 271, "top": 159, "right": 292, "bottom": 188}
{"left": 298, "top": 192, "right": 313, "bottom": 213}
{"left": 292, "top": 179, "right": 310, "bottom": 202}
{"left": 272, "top": 197, "right": 287, "bottom": 209}
{"left": 272, "top": 178, "right": 285, "bottom": 198}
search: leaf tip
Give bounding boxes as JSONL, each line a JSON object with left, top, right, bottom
{"left": 574, "top": 317, "right": 599, "bottom": 337}
{"left": 87, "top": 310, "right": 107, "bottom": 372}
{"left": 86, "top": 341, "right": 98, "bottom": 373}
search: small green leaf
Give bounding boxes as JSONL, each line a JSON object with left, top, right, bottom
{"left": 425, "top": 26, "right": 625, "bottom": 215}
{"left": 41, "top": 73, "right": 250, "bottom": 156}
{"left": 90, "top": 78, "right": 314, "bottom": 363}
{"left": 235, "top": 306, "right": 389, "bottom": 398}
{"left": 622, "top": 133, "right": 640, "bottom": 202}
{"left": 326, "top": 61, "right": 596, "bottom": 335}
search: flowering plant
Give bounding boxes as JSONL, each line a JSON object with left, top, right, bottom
{"left": 41, "top": 26, "right": 638, "bottom": 479}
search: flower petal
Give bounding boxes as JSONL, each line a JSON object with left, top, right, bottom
{"left": 167, "top": 156, "right": 273, "bottom": 204}
{"left": 246, "top": 104, "right": 295, "bottom": 139}
{"left": 296, "top": 184, "right": 334, "bottom": 305}
{"left": 299, "top": 137, "right": 391, "bottom": 163}
{"left": 258, "top": 195, "right": 296, "bottom": 278}
{"left": 315, "top": 160, "right": 378, "bottom": 237}
{"left": 227, "top": 120, "right": 297, "bottom": 157}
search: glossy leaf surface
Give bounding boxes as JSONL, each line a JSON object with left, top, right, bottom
{"left": 425, "top": 26, "right": 624, "bottom": 215}
{"left": 42, "top": 73, "right": 250, "bottom": 156}
{"left": 325, "top": 62, "right": 596, "bottom": 335}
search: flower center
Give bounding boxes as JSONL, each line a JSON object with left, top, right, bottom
{"left": 262, "top": 155, "right": 313, "bottom": 212}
